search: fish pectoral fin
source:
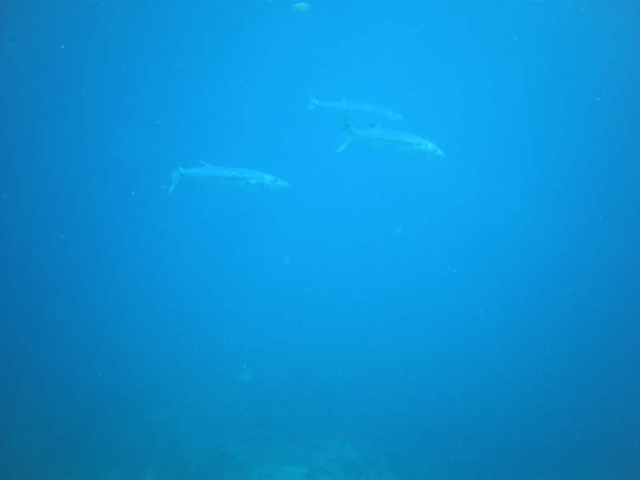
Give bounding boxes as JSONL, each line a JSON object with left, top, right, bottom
{"left": 245, "top": 178, "right": 260, "bottom": 189}
{"left": 336, "top": 136, "right": 352, "bottom": 154}
{"left": 308, "top": 93, "right": 319, "bottom": 111}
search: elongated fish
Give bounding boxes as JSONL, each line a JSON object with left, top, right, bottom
{"left": 337, "top": 120, "right": 445, "bottom": 158}
{"left": 308, "top": 95, "right": 403, "bottom": 122}
{"left": 168, "top": 162, "right": 290, "bottom": 193}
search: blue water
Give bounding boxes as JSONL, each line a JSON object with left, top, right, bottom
{"left": 1, "top": 2, "right": 639, "bottom": 479}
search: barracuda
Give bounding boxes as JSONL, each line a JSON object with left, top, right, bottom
{"left": 168, "top": 163, "right": 290, "bottom": 193}
{"left": 337, "top": 120, "right": 445, "bottom": 158}
{"left": 309, "top": 95, "right": 403, "bottom": 122}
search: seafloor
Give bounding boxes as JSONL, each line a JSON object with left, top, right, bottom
{"left": 72, "top": 437, "right": 401, "bottom": 480}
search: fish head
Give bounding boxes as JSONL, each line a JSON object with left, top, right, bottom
{"left": 399, "top": 143, "right": 430, "bottom": 157}
{"left": 412, "top": 142, "right": 445, "bottom": 158}
{"left": 264, "top": 174, "right": 290, "bottom": 190}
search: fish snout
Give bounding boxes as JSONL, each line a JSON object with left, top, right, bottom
{"left": 270, "top": 176, "right": 290, "bottom": 189}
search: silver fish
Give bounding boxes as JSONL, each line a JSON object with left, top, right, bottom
{"left": 168, "top": 162, "right": 290, "bottom": 193}
{"left": 308, "top": 95, "right": 403, "bottom": 122}
{"left": 337, "top": 120, "right": 445, "bottom": 158}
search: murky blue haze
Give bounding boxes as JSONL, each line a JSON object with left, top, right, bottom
{"left": 1, "top": 1, "right": 639, "bottom": 479}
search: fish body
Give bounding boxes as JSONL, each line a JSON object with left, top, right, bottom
{"left": 168, "top": 163, "right": 290, "bottom": 193}
{"left": 291, "top": 2, "right": 311, "bottom": 12}
{"left": 338, "top": 121, "right": 445, "bottom": 157}
{"left": 309, "top": 95, "right": 403, "bottom": 122}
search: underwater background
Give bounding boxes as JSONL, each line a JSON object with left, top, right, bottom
{"left": 1, "top": 1, "right": 639, "bottom": 479}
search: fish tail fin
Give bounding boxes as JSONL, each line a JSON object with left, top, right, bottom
{"left": 308, "top": 93, "right": 319, "bottom": 111}
{"left": 336, "top": 119, "right": 354, "bottom": 153}
{"left": 168, "top": 160, "right": 182, "bottom": 193}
